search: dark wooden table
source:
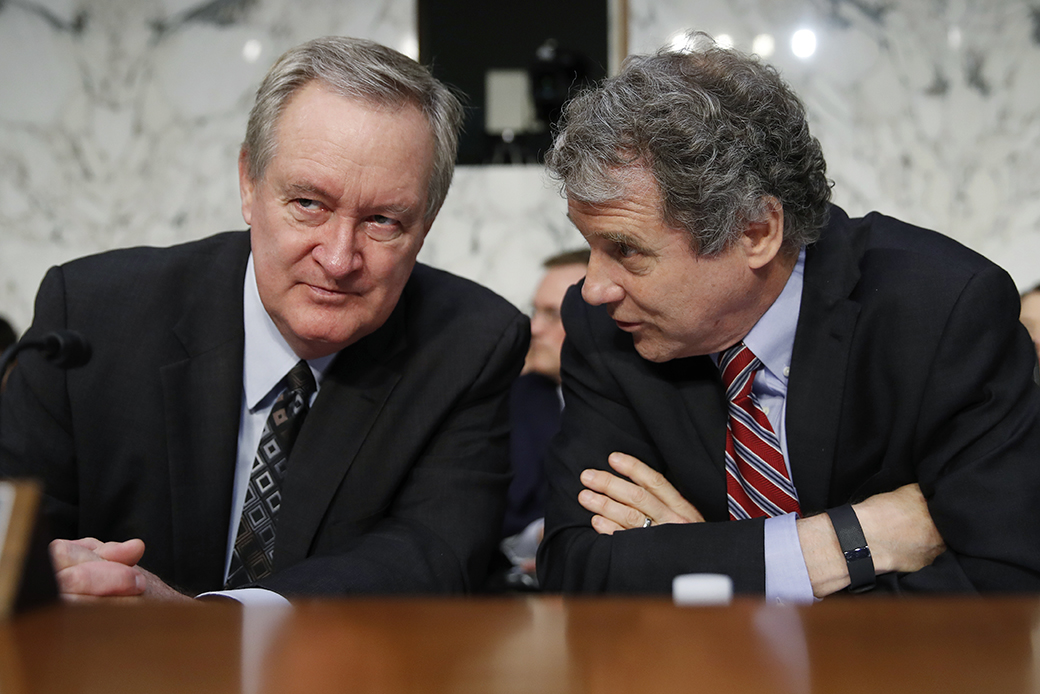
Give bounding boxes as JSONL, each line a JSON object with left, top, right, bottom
{"left": 4, "top": 595, "right": 1039, "bottom": 693}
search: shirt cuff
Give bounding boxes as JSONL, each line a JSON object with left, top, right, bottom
{"left": 196, "top": 587, "right": 291, "bottom": 607}
{"left": 764, "top": 512, "right": 814, "bottom": 604}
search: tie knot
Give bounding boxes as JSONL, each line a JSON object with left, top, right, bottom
{"left": 717, "top": 342, "right": 762, "bottom": 394}
{"left": 285, "top": 360, "right": 317, "bottom": 399}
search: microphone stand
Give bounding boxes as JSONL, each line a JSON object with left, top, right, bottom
{"left": 0, "top": 330, "right": 92, "bottom": 379}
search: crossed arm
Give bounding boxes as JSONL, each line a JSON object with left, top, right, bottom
{"left": 579, "top": 452, "right": 945, "bottom": 598}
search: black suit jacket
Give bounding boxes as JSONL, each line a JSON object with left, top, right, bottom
{"left": 539, "top": 206, "right": 1040, "bottom": 594}
{"left": 0, "top": 231, "right": 529, "bottom": 596}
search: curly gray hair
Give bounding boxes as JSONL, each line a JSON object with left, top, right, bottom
{"left": 545, "top": 33, "right": 831, "bottom": 255}
{"left": 243, "top": 36, "right": 463, "bottom": 223}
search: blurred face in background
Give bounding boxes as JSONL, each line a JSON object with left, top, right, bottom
{"left": 524, "top": 263, "right": 588, "bottom": 382}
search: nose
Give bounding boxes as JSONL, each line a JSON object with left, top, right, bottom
{"left": 581, "top": 255, "right": 624, "bottom": 306}
{"left": 313, "top": 221, "right": 363, "bottom": 279}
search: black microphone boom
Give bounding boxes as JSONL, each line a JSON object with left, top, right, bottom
{"left": 0, "top": 330, "right": 93, "bottom": 376}
{"left": 38, "top": 331, "right": 92, "bottom": 368}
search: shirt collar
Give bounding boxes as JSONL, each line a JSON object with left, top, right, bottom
{"left": 739, "top": 246, "right": 805, "bottom": 385}
{"left": 242, "top": 254, "right": 335, "bottom": 411}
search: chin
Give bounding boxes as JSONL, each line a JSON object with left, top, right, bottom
{"left": 633, "top": 338, "right": 685, "bottom": 363}
{"left": 288, "top": 322, "right": 369, "bottom": 359}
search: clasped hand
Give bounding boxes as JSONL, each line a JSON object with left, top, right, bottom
{"left": 49, "top": 537, "right": 191, "bottom": 602}
{"left": 578, "top": 452, "right": 704, "bottom": 533}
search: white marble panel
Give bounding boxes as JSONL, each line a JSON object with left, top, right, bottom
{"left": 421, "top": 165, "right": 579, "bottom": 312}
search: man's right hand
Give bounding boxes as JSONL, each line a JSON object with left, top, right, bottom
{"left": 853, "top": 483, "right": 946, "bottom": 574}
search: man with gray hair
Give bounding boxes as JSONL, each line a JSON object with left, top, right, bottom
{"left": 539, "top": 36, "right": 1040, "bottom": 600}
{"left": 1, "top": 36, "right": 528, "bottom": 601}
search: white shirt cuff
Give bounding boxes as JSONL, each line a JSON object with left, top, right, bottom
{"left": 196, "top": 587, "right": 291, "bottom": 607}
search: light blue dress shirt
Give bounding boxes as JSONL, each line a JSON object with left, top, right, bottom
{"left": 713, "top": 248, "right": 814, "bottom": 604}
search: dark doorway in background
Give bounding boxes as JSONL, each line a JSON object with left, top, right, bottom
{"left": 418, "top": 0, "right": 608, "bottom": 165}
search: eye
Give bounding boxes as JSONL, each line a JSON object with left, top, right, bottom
{"left": 613, "top": 241, "right": 637, "bottom": 259}
{"left": 531, "top": 306, "right": 562, "bottom": 323}
{"left": 365, "top": 214, "right": 403, "bottom": 241}
{"left": 287, "top": 197, "right": 331, "bottom": 225}
{"left": 293, "top": 198, "right": 324, "bottom": 212}
{"left": 604, "top": 237, "right": 653, "bottom": 274}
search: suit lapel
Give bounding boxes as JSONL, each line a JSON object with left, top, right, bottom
{"left": 162, "top": 233, "right": 249, "bottom": 592}
{"left": 786, "top": 210, "right": 863, "bottom": 514}
{"left": 273, "top": 297, "right": 407, "bottom": 570}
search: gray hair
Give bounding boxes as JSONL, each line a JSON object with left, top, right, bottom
{"left": 545, "top": 33, "right": 831, "bottom": 256}
{"left": 243, "top": 36, "right": 464, "bottom": 223}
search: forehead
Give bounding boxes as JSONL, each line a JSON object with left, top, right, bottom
{"left": 1022, "top": 292, "right": 1040, "bottom": 320}
{"left": 536, "top": 264, "right": 587, "bottom": 304}
{"left": 568, "top": 167, "right": 663, "bottom": 229}
{"left": 567, "top": 193, "right": 693, "bottom": 261}
{"left": 270, "top": 82, "right": 434, "bottom": 187}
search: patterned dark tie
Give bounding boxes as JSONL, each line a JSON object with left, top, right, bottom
{"left": 717, "top": 342, "right": 801, "bottom": 520}
{"left": 225, "top": 360, "right": 317, "bottom": 589}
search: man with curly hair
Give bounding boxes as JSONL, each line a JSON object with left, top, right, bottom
{"left": 539, "top": 35, "right": 1040, "bottom": 600}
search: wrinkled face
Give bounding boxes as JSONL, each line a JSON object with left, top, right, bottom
{"left": 525, "top": 263, "right": 588, "bottom": 382}
{"left": 570, "top": 168, "right": 760, "bottom": 362}
{"left": 240, "top": 81, "right": 435, "bottom": 360}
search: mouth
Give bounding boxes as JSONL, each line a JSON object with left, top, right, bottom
{"left": 612, "top": 319, "right": 642, "bottom": 332}
{"left": 303, "top": 282, "right": 352, "bottom": 300}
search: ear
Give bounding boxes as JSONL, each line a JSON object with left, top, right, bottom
{"left": 740, "top": 197, "right": 785, "bottom": 271}
{"left": 238, "top": 148, "right": 256, "bottom": 227}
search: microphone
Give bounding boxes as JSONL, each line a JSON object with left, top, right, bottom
{"left": 0, "top": 330, "right": 93, "bottom": 376}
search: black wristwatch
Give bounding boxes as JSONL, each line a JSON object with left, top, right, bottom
{"left": 826, "top": 504, "right": 876, "bottom": 593}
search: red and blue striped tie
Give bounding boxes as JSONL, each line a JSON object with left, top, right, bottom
{"left": 718, "top": 342, "right": 801, "bottom": 520}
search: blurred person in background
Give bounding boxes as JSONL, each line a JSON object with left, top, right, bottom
{"left": 1020, "top": 284, "right": 1040, "bottom": 384}
{"left": 498, "top": 250, "right": 588, "bottom": 589}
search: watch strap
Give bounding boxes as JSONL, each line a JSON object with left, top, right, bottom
{"left": 826, "top": 504, "right": 876, "bottom": 593}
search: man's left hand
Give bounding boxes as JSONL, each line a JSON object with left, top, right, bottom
{"left": 578, "top": 452, "right": 705, "bottom": 534}
{"left": 49, "top": 537, "right": 193, "bottom": 602}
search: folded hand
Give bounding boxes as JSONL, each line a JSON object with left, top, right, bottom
{"left": 49, "top": 537, "right": 192, "bottom": 602}
{"left": 578, "top": 452, "right": 705, "bottom": 534}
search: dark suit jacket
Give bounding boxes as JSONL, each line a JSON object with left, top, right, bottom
{"left": 502, "top": 373, "right": 561, "bottom": 537}
{"left": 539, "top": 206, "right": 1040, "bottom": 594}
{"left": 0, "top": 231, "right": 529, "bottom": 596}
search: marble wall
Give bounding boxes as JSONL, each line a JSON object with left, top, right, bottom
{"left": 1, "top": 0, "right": 1037, "bottom": 333}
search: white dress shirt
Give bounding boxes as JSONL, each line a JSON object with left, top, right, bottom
{"left": 201, "top": 254, "right": 336, "bottom": 605}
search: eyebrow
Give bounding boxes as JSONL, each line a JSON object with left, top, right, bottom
{"left": 378, "top": 203, "right": 416, "bottom": 216}
{"left": 285, "top": 182, "right": 333, "bottom": 201}
{"left": 284, "top": 184, "right": 419, "bottom": 218}
{"left": 566, "top": 212, "right": 655, "bottom": 256}
{"left": 606, "top": 232, "right": 654, "bottom": 254}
